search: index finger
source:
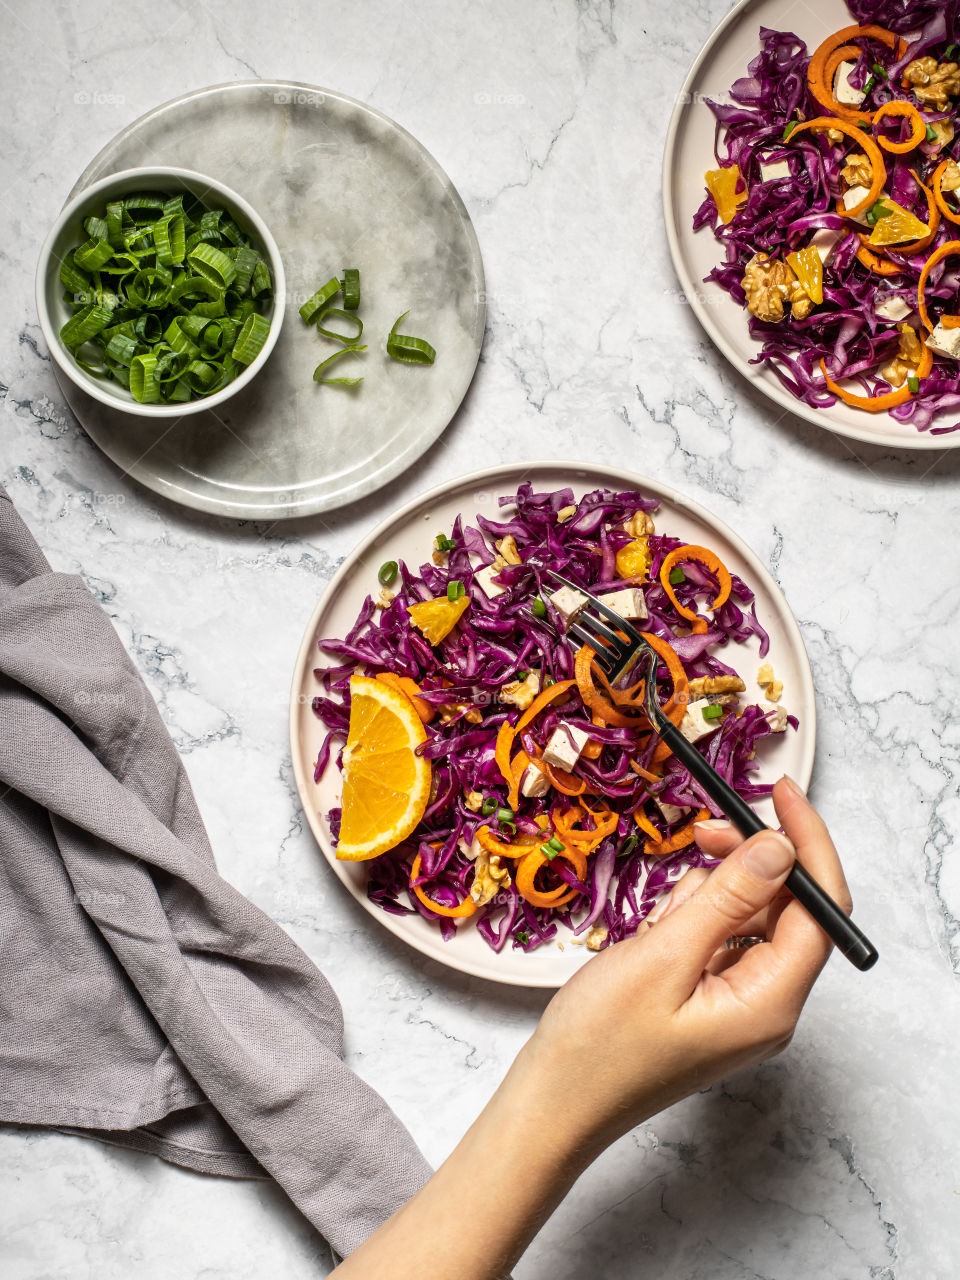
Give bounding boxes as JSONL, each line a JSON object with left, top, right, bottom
{"left": 725, "top": 778, "right": 853, "bottom": 1012}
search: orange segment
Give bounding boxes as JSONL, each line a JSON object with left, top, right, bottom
{"left": 704, "top": 166, "right": 745, "bottom": 224}
{"left": 867, "top": 200, "right": 930, "bottom": 247}
{"left": 336, "top": 675, "right": 432, "bottom": 861}
{"left": 615, "top": 537, "right": 651, "bottom": 580}
{"left": 786, "top": 245, "right": 824, "bottom": 305}
{"left": 407, "top": 595, "right": 470, "bottom": 644}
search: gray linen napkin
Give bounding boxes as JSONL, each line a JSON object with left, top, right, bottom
{"left": 0, "top": 484, "right": 431, "bottom": 1257}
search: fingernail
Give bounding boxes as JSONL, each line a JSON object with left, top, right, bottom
{"left": 695, "top": 818, "right": 734, "bottom": 832}
{"left": 645, "top": 896, "right": 671, "bottom": 925}
{"left": 743, "top": 834, "right": 795, "bottom": 881}
{"left": 782, "top": 775, "right": 806, "bottom": 798}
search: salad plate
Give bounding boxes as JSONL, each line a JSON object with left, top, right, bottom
{"left": 663, "top": 0, "right": 960, "bottom": 450}
{"left": 289, "top": 462, "right": 816, "bottom": 988}
{"left": 52, "top": 81, "right": 485, "bottom": 518}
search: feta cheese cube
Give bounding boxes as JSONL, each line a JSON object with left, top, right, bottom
{"left": 542, "top": 723, "right": 591, "bottom": 771}
{"left": 679, "top": 698, "right": 723, "bottom": 744}
{"left": 925, "top": 322, "right": 960, "bottom": 361}
{"left": 809, "top": 228, "right": 844, "bottom": 264}
{"left": 654, "top": 797, "right": 690, "bottom": 825}
{"left": 842, "top": 185, "right": 872, "bottom": 225}
{"left": 876, "top": 296, "right": 912, "bottom": 323}
{"left": 596, "top": 587, "right": 648, "bottom": 621}
{"left": 834, "top": 60, "right": 865, "bottom": 106}
{"left": 474, "top": 563, "right": 506, "bottom": 598}
{"left": 759, "top": 159, "right": 791, "bottom": 182}
{"left": 548, "top": 585, "right": 588, "bottom": 628}
{"left": 520, "top": 762, "right": 551, "bottom": 798}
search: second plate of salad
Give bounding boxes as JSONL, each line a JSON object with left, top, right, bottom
{"left": 290, "top": 462, "right": 815, "bottom": 987}
{"left": 664, "top": 0, "right": 960, "bottom": 449}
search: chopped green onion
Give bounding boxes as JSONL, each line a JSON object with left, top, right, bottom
{"left": 481, "top": 797, "right": 498, "bottom": 816}
{"left": 516, "top": 669, "right": 529, "bottom": 680}
{"left": 446, "top": 579, "right": 465, "bottom": 601}
{"left": 231, "top": 313, "right": 270, "bottom": 365}
{"left": 316, "top": 307, "right": 364, "bottom": 345}
{"left": 701, "top": 703, "right": 724, "bottom": 722}
{"left": 668, "top": 567, "right": 686, "bottom": 585}
{"left": 543, "top": 675, "right": 555, "bottom": 687}
{"left": 386, "top": 311, "right": 436, "bottom": 364}
{"left": 531, "top": 596, "right": 547, "bottom": 618}
{"left": 908, "top": 374, "right": 920, "bottom": 393}
{"left": 378, "top": 560, "right": 398, "bottom": 586}
{"left": 299, "top": 277, "right": 341, "bottom": 324}
{"left": 56, "top": 190, "right": 272, "bottom": 403}
{"left": 872, "top": 62, "right": 887, "bottom": 79}
{"left": 496, "top": 807, "right": 514, "bottom": 822}
{"left": 435, "top": 534, "right": 457, "bottom": 552}
{"left": 782, "top": 120, "right": 799, "bottom": 141}
{"left": 618, "top": 834, "right": 639, "bottom": 857}
{"left": 312, "top": 344, "right": 367, "bottom": 386}
{"left": 341, "top": 267, "right": 360, "bottom": 310}
{"left": 927, "top": 124, "right": 939, "bottom": 142}
{"left": 946, "top": 44, "right": 958, "bottom": 59}
{"left": 499, "top": 820, "right": 517, "bottom": 836}
{"left": 515, "top": 930, "right": 530, "bottom": 946}
{"left": 862, "top": 75, "right": 876, "bottom": 95}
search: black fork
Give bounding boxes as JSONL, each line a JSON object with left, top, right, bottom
{"left": 544, "top": 570, "right": 878, "bottom": 972}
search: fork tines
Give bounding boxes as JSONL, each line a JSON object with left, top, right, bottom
{"left": 544, "top": 570, "right": 648, "bottom": 683}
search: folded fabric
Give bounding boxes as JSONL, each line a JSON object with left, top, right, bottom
{"left": 0, "top": 484, "right": 431, "bottom": 1258}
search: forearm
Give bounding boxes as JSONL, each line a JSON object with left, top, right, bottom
{"left": 331, "top": 1038, "right": 597, "bottom": 1280}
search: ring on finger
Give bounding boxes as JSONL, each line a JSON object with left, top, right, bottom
{"left": 724, "top": 935, "right": 766, "bottom": 950}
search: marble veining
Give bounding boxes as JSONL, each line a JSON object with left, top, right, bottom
{"left": 2, "top": 0, "right": 960, "bottom": 1277}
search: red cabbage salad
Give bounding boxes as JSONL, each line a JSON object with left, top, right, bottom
{"left": 695, "top": 0, "right": 960, "bottom": 434}
{"left": 311, "top": 483, "right": 796, "bottom": 956}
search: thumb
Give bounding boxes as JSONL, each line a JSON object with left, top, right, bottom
{"left": 655, "top": 831, "right": 796, "bottom": 996}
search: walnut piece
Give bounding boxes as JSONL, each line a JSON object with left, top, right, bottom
{"left": 840, "top": 151, "right": 872, "bottom": 187}
{"left": 940, "top": 158, "right": 960, "bottom": 193}
{"left": 495, "top": 535, "right": 522, "bottom": 565}
{"left": 688, "top": 674, "right": 747, "bottom": 699}
{"left": 880, "top": 323, "right": 922, "bottom": 389}
{"left": 585, "top": 925, "right": 609, "bottom": 952}
{"left": 903, "top": 56, "right": 960, "bottom": 109}
{"left": 623, "top": 510, "right": 655, "bottom": 538}
{"left": 500, "top": 670, "right": 541, "bottom": 710}
{"left": 470, "top": 849, "right": 510, "bottom": 906}
{"left": 742, "top": 252, "right": 798, "bottom": 323}
{"left": 376, "top": 588, "right": 395, "bottom": 609}
{"left": 464, "top": 790, "right": 483, "bottom": 812}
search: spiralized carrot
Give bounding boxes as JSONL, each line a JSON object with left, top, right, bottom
{"left": 659, "top": 545, "right": 733, "bottom": 635}
{"left": 410, "top": 853, "right": 477, "bottom": 917}
{"left": 918, "top": 239, "right": 960, "bottom": 333}
{"left": 806, "top": 24, "right": 904, "bottom": 124}
{"left": 475, "top": 826, "right": 541, "bottom": 859}
{"left": 644, "top": 809, "right": 711, "bottom": 857}
{"left": 495, "top": 678, "right": 577, "bottom": 801}
{"left": 872, "top": 100, "right": 926, "bottom": 154}
{"left": 790, "top": 117, "right": 887, "bottom": 219}
{"left": 932, "top": 160, "right": 960, "bottom": 227}
{"left": 819, "top": 342, "right": 933, "bottom": 411}
{"left": 515, "top": 842, "right": 587, "bottom": 909}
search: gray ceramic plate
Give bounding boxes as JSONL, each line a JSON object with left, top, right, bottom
{"left": 55, "top": 81, "right": 485, "bottom": 518}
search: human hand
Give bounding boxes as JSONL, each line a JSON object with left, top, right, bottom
{"left": 523, "top": 776, "right": 853, "bottom": 1156}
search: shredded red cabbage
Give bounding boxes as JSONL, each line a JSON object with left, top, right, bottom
{"left": 312, "top": 483, "right": 797, "bottom": 955}
{"left": 695, "top": 1, "right": 960, "bottom": 432}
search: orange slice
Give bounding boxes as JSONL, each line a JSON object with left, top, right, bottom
{"left": 336, "top": 675, "right": 432, "bottom": 861}
{"left": 615, "top": 537, "right": 651, "bottom": 580}
{"left": 407, "top": 595, "right": 470, "bottom": 645}
{"left": 704, "top": 167, "right": 745, "bottom": 224}
{"left": 867, "top": 200, "right": 930, "bottom": 247}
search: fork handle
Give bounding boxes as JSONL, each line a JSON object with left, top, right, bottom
{"left": 655, "top": 719, "right": 878, "bottom": 972}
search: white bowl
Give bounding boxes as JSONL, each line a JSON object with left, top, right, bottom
{"left": 35, "top": 166, "right": 285, "bottom": 418}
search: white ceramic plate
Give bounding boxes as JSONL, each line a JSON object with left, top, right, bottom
{"left": 290, "top": 462, "right": 816, "bottom": 988}
{"left": 663, "top": 0, "right": 959, "bottom": 451}
{"left": 51, "top": 81, "right": 485, "bottom": 518}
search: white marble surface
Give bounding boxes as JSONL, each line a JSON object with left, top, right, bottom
{"left": 2, "top": 1, "right": 959, "bottom": 1277}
